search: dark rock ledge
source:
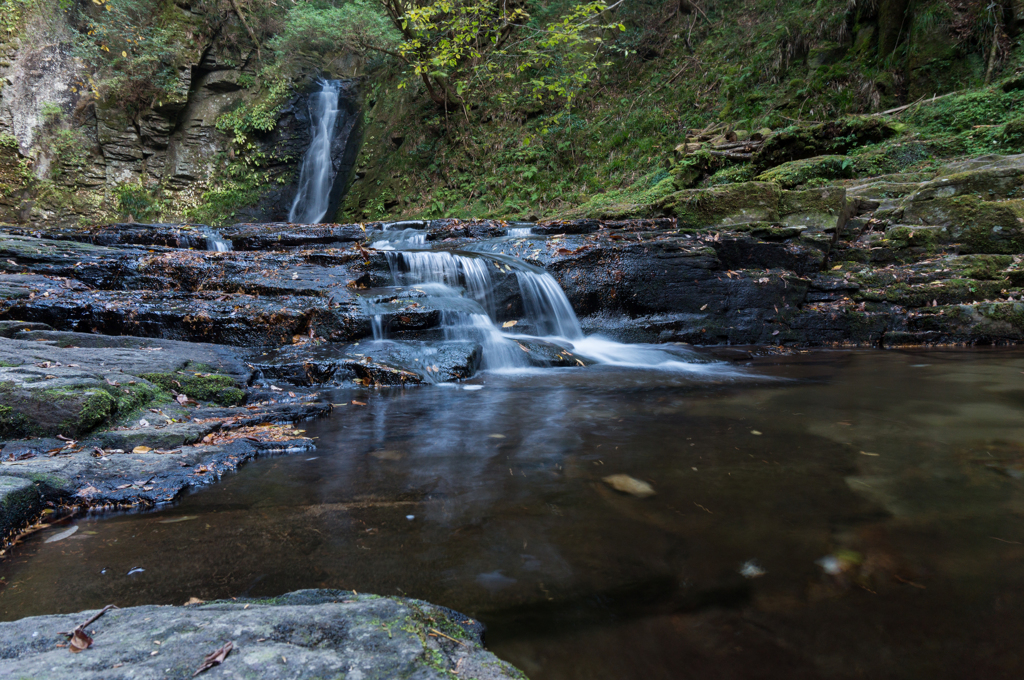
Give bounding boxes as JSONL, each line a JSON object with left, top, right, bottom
{"left": 0, "top": 589, "right": 526, "bottom": 679}
{"left": 0, "top": 326, "right": 331, "bottom": 546}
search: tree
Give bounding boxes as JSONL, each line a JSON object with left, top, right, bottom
{"left": 371, "top": 0, "right": 623, "bottom": 112}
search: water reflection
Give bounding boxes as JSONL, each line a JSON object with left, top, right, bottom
{"left": 1, "top": 349, "right": 1023, "bottom": 679}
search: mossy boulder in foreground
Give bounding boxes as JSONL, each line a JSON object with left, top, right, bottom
{"left": 0, "top": 590, "right": 527, "bottom": 679}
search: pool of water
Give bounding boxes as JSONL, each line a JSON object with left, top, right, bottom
{"left": 2, "top": 348, "right": 1023, "bottom": 679}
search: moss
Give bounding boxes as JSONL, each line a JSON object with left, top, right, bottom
{"left": 903, "top": 196, "right": 1024, "bottom": 254}
{"left": 756, "top": 155, "right": 853, "bottom": 188}
{"left": 884, "top": 278, "right": 1006, "bottom": 307}
{"left": 0, "top": 404, "right": 34, "bottom": 438}
{"left": 956, "top": 254, "right": 1014, "bottom": 280}
{"left": 882, "top": 225, "right": 946, "bottom": 250}
{"left": 140, "top": 370, "right": 245, "bottom": 406}
{"left": 660, "top": 181, "right": 782, "bottom": 228}
{"left": 753, "top": 117, "right": 898, "bottom": 170}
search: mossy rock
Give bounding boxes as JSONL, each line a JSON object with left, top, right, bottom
{"left": 671, "top": 150, "right": 726, "bottom": 189}
{"left": 658, "top": 182, "right": 782, "bottom": 228}
{"left": 757, "top": 156, "right": 853, "bottom": 188}
{"left": 902, "top": 195, "right": 1024, "bottom": 254}
{"left": 779, "top": 186, "right": 846, "bottom": 231}
{"left": 753, "top": 117, "right": 898, "bottom": 170}
{"left": 140, "top": 371, "right": 245, "bottom": 406}
{"left": 884, "top": 278, "right": 1006, "bottom": 308}
{"left": 999, "top": 118, "right": 1024, "bottom": 153}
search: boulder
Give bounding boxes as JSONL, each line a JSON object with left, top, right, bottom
{"left": 0, "top": 590, "right": 525, "bottom": 680}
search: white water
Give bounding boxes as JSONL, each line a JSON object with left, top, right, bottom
{"left": 201, "top": 228, "right": 232, "bottom": 252}
{"left": 507, "top": 227, "right": 532, "bottom": 237}
{"left": 372, "top": 228, "right": 427, "bottom": 250}
{"left": 374, "top": 248, "right": 727, "bottom": 374}
{"left": 289, "top": 80, "right": 343, "bottom": 224}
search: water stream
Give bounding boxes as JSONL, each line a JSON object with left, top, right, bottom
{"left": 288, "top": 80, "right": 343, "bottom": 225}
{"left": 3, "top": 349, "right": 1023, "bottom": 679}
{"left": 362, "top": 226, "right": 712, "bottom": 374}
{"left": 201, "top": 227, "right": 232, "bottom": 252}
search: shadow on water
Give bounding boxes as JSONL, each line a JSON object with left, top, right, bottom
{"left": 2, "top": 349, "right": 1024, "bottom": 679}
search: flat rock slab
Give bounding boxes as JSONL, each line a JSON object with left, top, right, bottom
{"left": 0, "top": 589, "right": 526, "bottom": 680}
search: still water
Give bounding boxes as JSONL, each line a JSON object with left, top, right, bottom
{"left": 2, "top": 349, "right": 1023, "bottom": 679}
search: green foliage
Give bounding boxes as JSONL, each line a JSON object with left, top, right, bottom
{"left": 373, "top": 0, "right": 620, "bottom": 113}
{"left": 39, "top": 102, "right": 64, "bottom": 125}
{"left": 184, "top": 158, "right": 269, "bottom": 226}
{"left": 114, "top": 182, "right": 157, "bottom": 220}
{"left": 269, "top": 0, "right": 399, "bottom": 58}
{"left": 215, "top": 73, "right": 291, "bottom": 143}
{"left": 49, "top": 129, "right": 93, "bottom": 183}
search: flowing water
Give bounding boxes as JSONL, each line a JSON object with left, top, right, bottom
{"left": 288, "top": 80, "right": 343, "bottom": 225}
{"left": 201, "top": 227, "right": 232, "bottom": 252}
{"left": 2, "top": 350, "right": 1024, "bottom": 679}
{"left": 3, "top": 228, "right": 1024, "bottom": 678}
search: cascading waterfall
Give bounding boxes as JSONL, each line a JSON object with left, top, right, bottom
{"left": 201, "top": 227, "right": 232, "bottom": 252}
{"left": 370, "top": 246, "right": 725, "bottom": 374}
{"left": 289, "top": 80, "right": 343, "bottom": 224}
{"left": 507, "top": 227, "right": 532, "bottom": 237}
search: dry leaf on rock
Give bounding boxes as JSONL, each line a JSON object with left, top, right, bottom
{"left": 193, "top": 641, "right": 233, "bottom": 676}
{"left": 132, "top": 446, "right": 153, "bottom": 454}
{"left": 68, "top": 627, "right": 92, "bottom": 653}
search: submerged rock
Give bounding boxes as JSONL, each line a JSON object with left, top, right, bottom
{"left": 0, "top": 589, "right": 526, "bottom": 679}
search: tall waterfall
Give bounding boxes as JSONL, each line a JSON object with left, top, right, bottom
{"left": 289, "top": 80, "right": 343, "bottom": 224}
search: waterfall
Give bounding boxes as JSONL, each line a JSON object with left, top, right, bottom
{"left": 377, "top": 250, "right": 586, "bottom": 369}
{"left": 507, "top": 227, "right": 532, "bottom": 237}
{"left": 201, "top": 227, "right": 232, "bottom": 252}
{"left": 289, "top": 80, "right": 343, "bottom": 224}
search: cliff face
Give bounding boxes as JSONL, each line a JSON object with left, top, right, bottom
{"left": 0, "top": 7, "right": 362, "bottom": 227}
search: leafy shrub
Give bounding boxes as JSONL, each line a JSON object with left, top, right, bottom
{"left": 114, "top": 182, "right": 155, "bottom": 220}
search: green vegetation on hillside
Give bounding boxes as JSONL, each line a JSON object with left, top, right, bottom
{"left": 2, "top": 0, "right": 1023, "bottom": 225}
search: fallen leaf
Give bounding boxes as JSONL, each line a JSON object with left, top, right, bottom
{"left": 351, "top": 400, "right": 367, "bottom": 406}
{"left": 68, "top": 627, "right": 92, "bottom": 653}
{"left": 132, "top": 446, "right": 152, "bottom": 454}
{"left": 138, "top": 419, "right": 149, "bottom": 427}
{"left": 859, "top": 451, "right": 880, "bottom": 457}
{"left": 184, "top": 597, "right": 205, "bottom": 606}
{"left": 193, "top": 641, "right": 233, "bottom": 677}
{"left": 502, "top": 320, "right": 518, "bottom": 328}
{"left": 751, "top": 430, "right": 763, "bottom": 435}
{"left": 603, "top": 474, "right": 655, "bottom": 498}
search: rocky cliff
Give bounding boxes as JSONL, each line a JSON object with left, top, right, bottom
{"left": 0, "top": 5, "right": 362, "bottom": 227}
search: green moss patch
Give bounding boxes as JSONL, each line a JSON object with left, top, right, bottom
{"left": 140, "top": 370, "right": 245, "bottom": 406}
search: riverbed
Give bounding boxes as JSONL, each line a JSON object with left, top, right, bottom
{"left": 2, "top": 348, "right": 1022, "bottom": 679}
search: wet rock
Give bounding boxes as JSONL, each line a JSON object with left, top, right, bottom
{"left": 512, "top": 338, "right": 596, "bottom": 367}
{"left": 221, "top": 222, "right": 378, "bottom": 250}
{"left": 0, "top": 400, "right": 326, "bottom": 506}
{"left": 0, "top": 331, "right": 250, "bottom": 438}
{"left": 0, "top": 476, "right": 40, "bottom": 544}
{"left": 250, "top": 340, "right": 483, "bottom": 386}
{"left": 0, "top": 590, "right": 524, "bottom": 680}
